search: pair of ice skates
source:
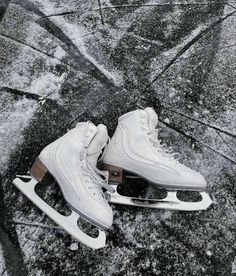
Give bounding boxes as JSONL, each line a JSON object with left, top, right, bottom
{"left": 13, "top": 107, "right": 212, "bottom": 249}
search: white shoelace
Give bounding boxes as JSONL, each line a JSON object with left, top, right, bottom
{"left": 84, "top": 160, "right": 115, "bottom": 193}
{"left": 79, "top": 143, "right": 115, "bottom": 198}
{"left": 147, "top": 129, "right": 180, "bottom": 161}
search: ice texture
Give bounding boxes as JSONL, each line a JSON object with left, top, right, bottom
{"left": 0, "top": 0, "right": 235, "bottom": 275}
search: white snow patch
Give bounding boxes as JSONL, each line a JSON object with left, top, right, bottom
{"left": 163, "top": 118, "right": 170, "bottom": 124}
{"left": 169, "top": 90, "right": 176, "bottom": 99}
{"left": 30, "top": 0, "right": 79, "bottom": 15}
{"left": 29, "top": 72, "right": 67, "bottom": 100}
{"left": 202, "top": 110, "right": 210, "bottom": 115}
{"left": 0, "top": 96, "right": 37, "bottom": 172}
{"left": 232, "top": 257, "right": 236, "bottom": 274}
{"left": 30, "top": 0, "right": 124, "bottom": 86}
{"left": 69, "top": 243, "right": 79, "bottom": 251}
{"left": 0, "top": 245, "right": 8, "bottom": 276}
{"left": 25, "top": 22, "right": 66, "bottom": 60}
{"left": 1, "top": 46, "right": 67, "bottom": 100}
{"left": 34, "top": 7, "right": 121, "bottom": 85}
{"left": 52, "top": 18, "right": 118, "bottom": 85}
{"left": 150, "top": 24, "right": 206, "bottom": 82}
{"left": 54, "top": 45, "right": 66, "bottom": 59}
{"left": 206, "top": 250, "right": 212, "bottom": 256}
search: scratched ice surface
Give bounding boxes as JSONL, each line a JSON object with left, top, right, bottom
{"left": 0, "top": 1, "right": 235, "bottom": 275}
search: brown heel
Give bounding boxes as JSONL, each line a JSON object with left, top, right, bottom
{"left": 30, "top": 158, "right": 48, "bottom": 182}
{"left": 102, "top": 164, "right": 124, "bottom": 184}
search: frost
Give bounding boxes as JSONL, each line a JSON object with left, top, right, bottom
{"left": 54, "top": 45, "right": 66, "bottom": 59}
{"left": 29, "top": 72, "right": 67, "bottom": 99}
{"left": 69, "top": 243, "right": 78, "bottom": 251}
{"left": 232, "top": 257, "right": 236, "bottom": 274}
{"left": 206, "top": 251, "right": 212, "bottom": 256}
{"left": 0, "top": 245, "right": 8, "bottom": 276}
{"left": 0, "top": 96, "right": 37, "bottom": 172}
{"left": 169, "top": 91, "right": 176, "bottom": 98}
{"left": 0, "top": 1, "right": 235, "bottom": 275}
{"left": 163, "top": 118, "right": 170, "bottom": 124}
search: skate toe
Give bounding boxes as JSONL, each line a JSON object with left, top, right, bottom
{"left": 84, "top": 202, "right": 113, "bottom": 230}
{"left": 194, "top": 172, "right": 206, "bottom": 190}
{"left": 96, "top": 205, "right": 113, "bottom": 229}
{"left": 68, "top": 196, "right": 113, "bottom": 230}
{"left": 85, "top": 200, "right": 113, "bottom": 230}
{"left": 186, "top": 170, "right": 206, "bottom": 191}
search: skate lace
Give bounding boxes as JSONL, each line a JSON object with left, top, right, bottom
{"left": 147, "top": 129, "right": 180, "bottom": 161}
{"left": 80, "top": 145, "right": 115, "bottom": 198}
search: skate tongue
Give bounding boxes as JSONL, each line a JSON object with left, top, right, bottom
{"left": 145, "top": 107, "right": 158, "bottom": 130}
{"left": 87, "top": 124, "right": 108, "bottom": 166}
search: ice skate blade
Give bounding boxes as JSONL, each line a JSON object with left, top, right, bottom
{"left": 13, "top": 176, "right": 106, "bottom": 249}
{"left": 107, "top": 185, "right": 212, "bottom": 211}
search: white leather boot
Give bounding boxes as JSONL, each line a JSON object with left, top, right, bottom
{"left": 31, "top": 121, "right": 114, "bottom": 230}
{"left": 103, "top": 107, "right": 206, "bottom": 191}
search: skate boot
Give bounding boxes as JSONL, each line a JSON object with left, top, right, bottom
{"left": 102, "top": 107, "right": 212, "bottom": 211}
{"left": 13, "top": 122, "right": 114, "bottom": 249}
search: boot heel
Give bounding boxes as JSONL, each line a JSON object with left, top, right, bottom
{"left": 30, "top": 158, "right": 48, "bottom": 182}
{"left": 102, "top": 164, "right": 123, "bottom": 184}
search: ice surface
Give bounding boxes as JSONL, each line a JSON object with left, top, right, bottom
{"left": 0, "top": 95, "right": 37, "bottom": 171}
{"left": 0, "top": 0, "right": 235, "bottom": 275}
{"left": 0, "top": 245, "right": 8, "bottom": 276}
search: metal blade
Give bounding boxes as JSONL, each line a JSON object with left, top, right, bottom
{"left": 107, "top": 185, "right": 212, "bottom": 211}
{"left": 13, "top": 176, "right": 106, "bottom": 249}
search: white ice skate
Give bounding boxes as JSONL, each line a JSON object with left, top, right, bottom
{"left": 13, "top": 121, "right": 114, "bottom": 249}
{"left": 102, "top": 107, "right": 212, "bottom": 211}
